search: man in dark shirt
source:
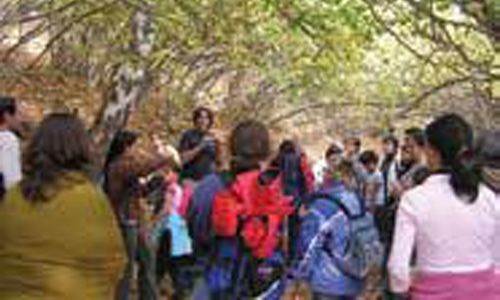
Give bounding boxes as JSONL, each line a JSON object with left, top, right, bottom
{"left": 179, "top": 107, "right": 218, "bottom": 182}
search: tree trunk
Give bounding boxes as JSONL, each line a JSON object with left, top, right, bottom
{"left": 91, "top": 3, "right": 153, "bottom": 155}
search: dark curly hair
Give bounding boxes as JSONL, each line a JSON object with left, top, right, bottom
{"left": 192, "top": 106, "right": 214, "bottom": 128}
{"left": 21, "top": 113, "right": 94, "bottom": 202}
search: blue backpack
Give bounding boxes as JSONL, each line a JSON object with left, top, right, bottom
{"left": 299, "top": 191, "right": 383, "bottom": 280}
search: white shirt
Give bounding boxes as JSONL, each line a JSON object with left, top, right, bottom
{"left": 365, "top": 171, "right": 385, "bottom": 206}
{"left": 0, "top": 130, "right": 22, "bottom": 189}
{"left": 313, "top": 159, "right": 327, "bottom": 188}
{"left": 388, "top": 174, "right": 499, "bottom": 293}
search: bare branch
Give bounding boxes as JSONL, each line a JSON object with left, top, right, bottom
{"left": 268, "top": 102, "right": 325, "bottom": 126}
{"left": 0, "top": 0, "right": 82, "bottom": 28}
{"left": 403, "top": 0, "right": 491, "bottom": 36}
{"left": 394, "top": 76, "right": 476, "bottom": 118}
{"left": 363, "top": 0, "right": 468, "bottom": 77}
{"left": 2, "top": 21, "right": 51, "bottom": 62}
{"left": 28, "top": 1, "right": 120, "bottom": 69}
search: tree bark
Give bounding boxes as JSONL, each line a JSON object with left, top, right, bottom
{"left": 91, "top": 2, "right": 154, "bottom": 155}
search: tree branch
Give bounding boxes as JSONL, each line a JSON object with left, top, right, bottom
{"left": 28, "top": 1, "right": 119, "bottom": 69}
{"left": 268, "top": 102, "right": 325, "bottom": 126}
{"left": 363, "top": 0, "right": 468, "bottom": 77}
{"left": 394, "top": 76, "right": 475, "bottom": 118}
{"left": 0, "top": 0, "right": 82, "bottom": 28}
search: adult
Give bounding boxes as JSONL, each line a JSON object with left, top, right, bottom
{"left": 0, "top": 96, "right": 22, "bottom": 191}
{"left": 0, "top": 113, "right": 126, "bottom": 299}
{"left": 379, "top": 135, "right": 399, "bottom": 206}
{"left": 393, "top": 127, "right": 429, "bottom": 196}
{"left": 376, "top": 135, "right": 401, "bottom": 299}
{"left": 388, "top": 114, "right": 499, "bottom": 299}
{"left": 272, "top": 140, "right": 314, "bottom": 202}
{"left": 178, "top": 107, "right": 218, "bottom": 183}
{"left": 104, "top": 130, "right": 172, "bottom": 300}
{"left": 476, "top": 130, "right": 500, "bottom": 295}
{"left": 272, "top": 140, "right": 314, "bottom": 259}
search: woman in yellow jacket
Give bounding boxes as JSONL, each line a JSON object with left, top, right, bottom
{"left": 0, "top": 113, "right": 126, "bottom": 300}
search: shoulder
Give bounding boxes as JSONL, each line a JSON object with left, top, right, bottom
{"left": 398, "top": 175, "right": 444, "bottom": 212}
{"left": 181, "top": 128, "right": 200, "bottom": 139}
{"left": 310, "top": 196, "right": 342, "bottom": 218}
{"left": 477, "top": 184, "right": 499, "bottom": 211}
{"left": 194, "top": 173, "right": 226, "bottom": 194}
{"left": 0, "top": 131, "right": 20, "bottom": 148}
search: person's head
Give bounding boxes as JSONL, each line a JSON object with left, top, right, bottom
{"left": 272, "top": 139, "right": 298, "bottom": 170}
{"left": 402, "top": 127, "right": 425, "bottom": 164}
{"left": 278, "top": 140, "right": 297, "bottom": 155}
{"left": 104, "top": 129, "right": 139, "bottom": 170}
{"left": 476, "top": 130, "right": 500, "bottom": 193}
{"left": 192, "top": 106, "right": 214, "bottom": 132}
{"left": 21, "top": 113, "right": 94, "bottom": 201}
{"left": 359, "top": 150, "right": 379, "bottom": 173}
{"left": 0, "top": 96, "right": 18, "bottom": 130}
{"left": 337, "top": 160, "right": 356, "bottom": 189}
{"left": 382, "top": 135, "right": 399, "bottom": 157}
{"left": 343, "top": 136, "right": 361, "bottom": 157}
{"left": 325, "top": 143, "right": 343, "bottom": 171}
{"left": 424, "top": 113, "right": 479, "bottom": 203}
{"left": 230, "top": 120, "right": 270, "bottom": 175}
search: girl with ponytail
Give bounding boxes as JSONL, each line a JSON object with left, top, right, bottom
{"left": 388, "top": 114, "right": 499, "bottom": 299}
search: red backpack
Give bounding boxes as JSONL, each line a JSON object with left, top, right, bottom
{"left": 211, "top": 170, "right": 293, "bottom": 258}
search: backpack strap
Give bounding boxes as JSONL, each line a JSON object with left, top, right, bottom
{"left": 295, "top": 205, "right": 344, "bottom": 276}
{"left": 306, "top": 192, "right": 353, "bottom": 218}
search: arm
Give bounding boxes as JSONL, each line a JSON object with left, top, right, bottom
{"left": 129, "top": 150, "right": 170, "bottom": 178}
{"left": 179, "top": 130, "right": 206, "bottom": 165}
{"left": 388, "top": 194, "right": 418, "bottom": 293}
{"left": 181, "top": 146, "right": 205, "bottom": 165}
{"left": 364, "top": 181, "right": 378, "bottom": 212}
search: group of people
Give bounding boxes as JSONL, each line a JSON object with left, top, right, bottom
{"left": 0, "top": 96, "right": 499, "bottom": 300}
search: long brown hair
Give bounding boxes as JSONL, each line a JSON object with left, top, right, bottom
{"left": 22, "top": 113, "right": 94, "bottom": 201}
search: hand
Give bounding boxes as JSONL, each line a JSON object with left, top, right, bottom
{"left": 391, "top": 181, "right": 405, "bottom": 199}
{"left": 201, "top": 135, "right": 216, "bottom": 146}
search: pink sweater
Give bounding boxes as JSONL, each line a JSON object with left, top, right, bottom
{"left": 388, "top": 174, "right": 499, "bottom": 296}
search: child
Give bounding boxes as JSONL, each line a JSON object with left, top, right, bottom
{"left": 293, "top": 160, "right": 379, "bottom": 299}
{"left": 152, "top": 145, "right": 194, "bottom": 300}
{"left": 359, "top": 150, "right": 384, "bottom": 212}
